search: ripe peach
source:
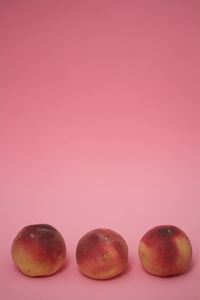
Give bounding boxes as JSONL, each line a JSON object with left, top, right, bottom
{"left": 76, "top": 228, "right": 128, "bottom": 280}
{"left": 138, "top": 225, "right": 192, "bottom": 276}
{"left": 11, "top": 224, "right": 66, "bottom": 277}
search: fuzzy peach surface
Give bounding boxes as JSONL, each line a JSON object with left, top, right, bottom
{"left": 138, "top": 225, "right": 192, "bottom": 277}
{"left": 11, "top": 224, "right": 66, "bottom": 277}
{"left": 76, "top": 228, "right": 128, "bottom": 279}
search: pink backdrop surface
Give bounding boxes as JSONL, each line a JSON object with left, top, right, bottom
{"left": 0, "top": 0, "right": 200, "bottom": 299}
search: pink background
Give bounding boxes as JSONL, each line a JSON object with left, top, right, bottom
{"left": 0, "top": 0, "right": 200, "bottom": 299}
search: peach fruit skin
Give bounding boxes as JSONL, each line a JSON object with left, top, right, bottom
{"left": 138, "top": 225, "right": 192, "bottom": 277}
{"left": 76, "top": 228, "right": 129, "bottom": 280}
{"left": 11, "top": 224, "right": 66, "bottom": 277}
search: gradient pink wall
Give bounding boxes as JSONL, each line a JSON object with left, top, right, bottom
{"left": 0, "top": 1, "right": 200, "bottom": 299}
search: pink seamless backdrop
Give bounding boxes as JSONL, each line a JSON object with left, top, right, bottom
{"left": 0, "top": 0, "right": 200, "bottom": 299}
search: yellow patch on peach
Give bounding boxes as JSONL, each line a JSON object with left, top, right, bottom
{"left": 174, "top": 236, "right": 192, "bottom": 272}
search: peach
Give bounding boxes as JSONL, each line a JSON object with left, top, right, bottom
{"left": 76, "top": 228, "right": 128, "bottom": 280}
{"left": 138, "top": 225, "right": 192, "bottom": 276}
{"left": 11, "top": 224, "right": 66, "bottom": 277}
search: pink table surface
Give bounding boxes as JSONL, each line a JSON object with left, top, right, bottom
{"left": 1, "top": 1, "right": 200, "bottom": 299}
